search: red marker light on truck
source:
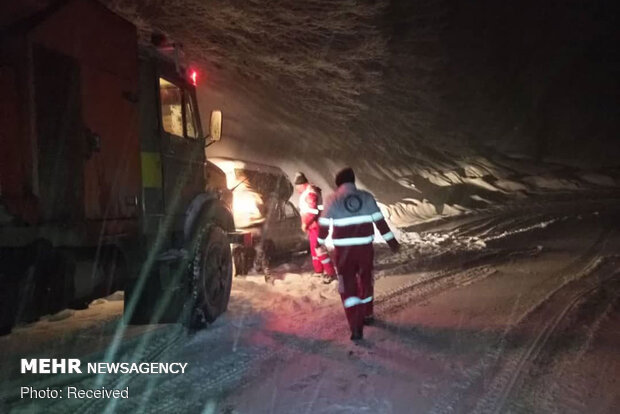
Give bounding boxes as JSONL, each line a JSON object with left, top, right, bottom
{"left": 190, "top": 70, "right": 197, "bottom": 86}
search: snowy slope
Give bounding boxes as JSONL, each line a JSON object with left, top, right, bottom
{"left": 98, "top": 0, "right": 620, "bottom": 229}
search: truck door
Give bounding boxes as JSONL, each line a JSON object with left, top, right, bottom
{"left": 158, "top": 77, "right": 204, "bottom": 217}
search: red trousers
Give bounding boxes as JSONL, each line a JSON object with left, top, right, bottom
{"left": 307, "top": 226, "right": 335, "bottom": 276}
{"left": 334, "top": 244, "right": 374, "bottom": 333}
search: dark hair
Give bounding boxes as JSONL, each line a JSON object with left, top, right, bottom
{"left": 294, "top": 172, "right": 308, "bottom": 185}
{"left": 335, "top": 167, "right": 355, "bottom": 187}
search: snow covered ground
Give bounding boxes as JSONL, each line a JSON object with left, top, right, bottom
{"left": 2, "top": 198, "right": 619, "bottom": 413}
{"left": 2, "top": 2, "right": 618, "bottom": 412}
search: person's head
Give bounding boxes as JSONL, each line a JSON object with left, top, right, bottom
{"left": 335, "top": 167, "right": 355, "bottom": 188}
{"left": 294, "top": 172, "right": 309, "bottom": 193}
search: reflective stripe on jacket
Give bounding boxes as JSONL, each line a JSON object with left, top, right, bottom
{"left": 318, "top": 182, "right": 397, "bottom": 248}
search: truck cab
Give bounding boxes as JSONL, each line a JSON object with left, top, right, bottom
{"left": 0, "top": 0, "right": 235, "bottom": 333}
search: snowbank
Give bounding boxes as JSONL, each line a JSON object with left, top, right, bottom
{"left": 372, "top": 160, "right": 619, "bottom": 228}
{"left": 0, "top": 291, "right": 127, "bottom": 360}
{"left": 579, "top": 173, "right": 616, "bottom": 187}
{"left": 523, "top": 175, "right": 583, "bottom": 191}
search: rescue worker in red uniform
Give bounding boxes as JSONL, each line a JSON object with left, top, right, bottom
{"left": 294, "top": 172, "right": 336, "bottom": 283}
{"left": 318, "top": 167, "right": 400, "bottom": 340}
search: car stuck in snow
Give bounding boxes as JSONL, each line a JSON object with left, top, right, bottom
{"left": 210, "top": 158, "right": 309, "bottom": 276}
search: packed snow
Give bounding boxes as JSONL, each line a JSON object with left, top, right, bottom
{"left": 2, "top": 203, "right": 620, "bottom": 413}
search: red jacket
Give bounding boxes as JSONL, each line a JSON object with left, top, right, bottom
{"left": 299, "top": 184, "right": 322, "bottom": 231}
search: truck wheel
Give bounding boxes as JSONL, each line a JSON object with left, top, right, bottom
{"left": 189, "top": 225, "right": 232, "bottom": 327}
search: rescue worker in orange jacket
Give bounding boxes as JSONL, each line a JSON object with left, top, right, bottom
{"left": 318, "top": 167, "right": 400, "bottom": 340}
{"left": 294, "top": 172, "right": 336, "bottom": 283}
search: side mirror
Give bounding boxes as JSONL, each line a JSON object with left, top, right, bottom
{"left": 209, "top": 110, "right": 222, "bottom": 142}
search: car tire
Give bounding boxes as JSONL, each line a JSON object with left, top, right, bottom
{"left": 188, "top": 225, "right": 233, "bottom": 327}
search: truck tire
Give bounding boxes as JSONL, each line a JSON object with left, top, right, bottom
{"left": 189, "top": 225, "right": 232, "bottom": 327}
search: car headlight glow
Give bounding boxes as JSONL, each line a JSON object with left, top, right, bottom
{"left": 233, "top": 190, "right": 263, "bottom": 228}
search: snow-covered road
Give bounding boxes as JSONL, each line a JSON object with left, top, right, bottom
{"left": 2, "top": 200, "right": 620, "bottom": 413}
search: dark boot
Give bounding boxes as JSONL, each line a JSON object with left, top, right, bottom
{"left": 350, "top": 327, "right": 363, "bottom": 341}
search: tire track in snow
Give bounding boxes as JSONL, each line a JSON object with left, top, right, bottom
{"left": 119, "top": 227, "right": 607, "bottom": 414}
{"left": 458, "top": 216, "right": 505, "bottom": 238}
{"left": 509, "top": 272, "right": 620, "bottom": 413}
{"left": 70, "top": 228, "right": 599, "bottom": 411}
{"left": 79, "top": 326, "right": 185, "bottom": 414}
{"left": 135, "top": 255, "right": 517, "bottom": 412}
{"left": 84, "top": 301, "right": 341, "bottom": 412}
{"left": 375, "top": 265, "right": 499, "bottom": 316}
{"left": 573, "top": 283, "right": 620, "bottom": 362}
{"left": 428, "top": 228, "right": 612, "bottom": 414}
{"left": 475, "top": 267, "right": 617, "bottom": 414}
{"left": 385, "top": 244, "right": 541, "bottom": 279}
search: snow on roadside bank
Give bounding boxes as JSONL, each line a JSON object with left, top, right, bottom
{"left": 365, "top": 158, "right": 620, "bottom": 229}
{"left": 580, "top": 173, "right": 617, "bottom": 187}
{"left": 393, "top": 229, "right": 486, "bottom": 253}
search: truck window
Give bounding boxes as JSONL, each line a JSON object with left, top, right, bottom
{"left": 159, "top": 78, "right": 183, "bottom": 137}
